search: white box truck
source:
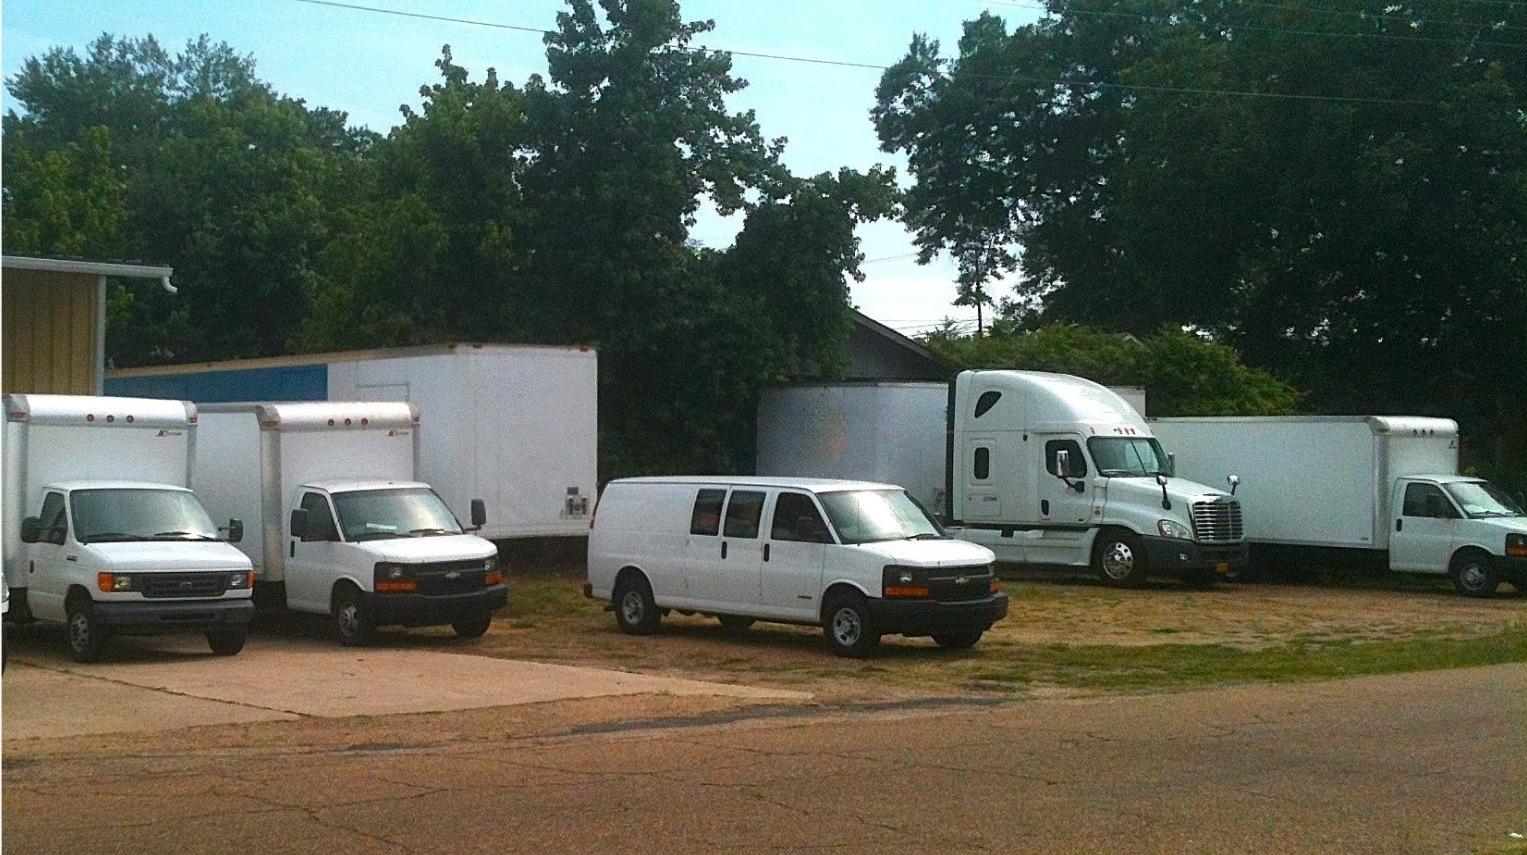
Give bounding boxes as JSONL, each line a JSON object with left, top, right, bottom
{"left": 1149, "top": 416, "right": 1527, "bottom": 596}
{"left": 759, "top": 371, "right": 1247, "bottom": 587}
{"left": 194, "top": 401, "right": 506, "bottom": 644}
{"left": 106, "top": 343, "right": 598, "bottom": 541}
{"left": 2, "top": 394, "right": 255, "bottom": 662}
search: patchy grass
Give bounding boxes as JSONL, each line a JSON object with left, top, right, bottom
{"left": 485, "top": 575, "right": 1527, "bottom": 702}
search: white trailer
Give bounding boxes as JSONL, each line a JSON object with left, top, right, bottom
{"left": 1150, "top": 416, "right": 1527, "bottom": 595}
{"left": 2, "top": 394, "right": 254, "bottom": 661}
{"left": 195, "top": 402, "right": 505, "bottom": 644}
{"left": 106, "top": 344, "right": 598, "bottom": 541}
{"left": 756, "top": 383, "right": 949, "bottom": 513}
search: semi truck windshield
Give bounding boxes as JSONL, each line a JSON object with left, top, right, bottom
{"left": 333, "top": 488, "right": 464, "bottom": 541}
{"left": 1087, "top": 437, "right": 1171, "bottom": 478}
{"left": 818, "top": 490, "right": 944, "bottom": 545}
{"left": 71, "top": 489, "right": 220, "bottom": 543}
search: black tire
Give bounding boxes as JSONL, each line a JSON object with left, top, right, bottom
{"left": 932, "top": 629, "right": 984, "bottom": 650}
{"left": 1181, "top": 570, "right": 1221, "bottom": 590}
{"left": 206, "top": 628, "right": 247, "bottom": 656}
{"left": 1450, "top": 551, "right": 1500, "bottom": 598}
{"left": 822, "top": 592, "right": 880, "bottom": 658}
{"left": 332, "top": 585, "right": 375, "bottom": 646}
{"left": 717, "top": 614, "right": 755, "bottom": 631}
{"left": 1094, "top": 530, "right": 1149, "bottom": 587}
{"left": 452, "top": 615, "right": 492, "bottom": 638}
{"left": 66, "top": 599, "right": 110, "bottom": 663}
{"left": 613, "top": 574, "right": 661, "bottom": 635}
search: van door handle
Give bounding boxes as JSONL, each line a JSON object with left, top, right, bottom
{"left": 1395, "top": 518, "right": 1403, "bottom": 532}
{"left": 721, "top": 541, "right": 728, "bottom": 559}
{"left": 763, "top": 543, "right": 771, "bottom": 562}
{"left": 1041, "top": 500, "right": 1050, "bottom": 516}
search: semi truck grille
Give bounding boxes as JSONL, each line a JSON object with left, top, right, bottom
{"left": 140, "top": 572, "right": 230, "bottom": 599}
{"left": 1191, "top": 500, "right": 1244, "bottom": 543}
{"left": 414, "top": 560, "right": 490, "bottom": 596}
{"left": 928, "top": 565, "right": 997, "bottom": 602}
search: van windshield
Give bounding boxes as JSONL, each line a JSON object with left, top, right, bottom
{"left": 71, "top": 489, "right": 220, "bottom": 543}
{"left": 332, "top": 488, "right": 463, "bottom": 541}
{"left": 817, "top": 490, "right": 945, "bottom": 545}
{"left": 1443, "top": 481, "right": 1524, "bottom": 519}
{"left": 1087, "top": 437, "right": 1171, "bottom": 478}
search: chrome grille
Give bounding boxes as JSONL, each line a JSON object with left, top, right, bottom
{"left": 1191, "top": 500, "right": 1243, "bottom": 543}
{"left": 141, "top": 572, "right": 230, "bottom": 599}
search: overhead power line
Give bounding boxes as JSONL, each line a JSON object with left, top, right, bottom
{"left": 291, "top": 0, "right": 1493, "bottom": 106}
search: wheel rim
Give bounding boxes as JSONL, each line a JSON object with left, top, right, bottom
{"left": 68, "top": 610, "right": 90, "bottom": 652}
{"left": 1459, "top": 562, "right": 1488, "bottom": 591}
{"left": 1102, "top": 541, "right": 1135, "bottom": 580}
{"left": 831, "top": 607, "right": 862, "bottom": 647}
{"left": 337, "top": 603, "right": 362, "bottom": 638}
{"left": 621, "top": 590, "right": 645, "bottom": 624}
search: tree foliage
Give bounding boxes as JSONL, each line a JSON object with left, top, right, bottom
{"left": 924, "top": 325, "right": 1301, "bottom": 417}
{"left": 875, "top": 0, "right": 1527, "bottom": 479}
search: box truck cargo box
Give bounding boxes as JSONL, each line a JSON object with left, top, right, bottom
{"left": 107, "top": 344, "right": 597, "bottom": 541}
{"left": 2, "top": 394, "right": 254, "bottom": 661}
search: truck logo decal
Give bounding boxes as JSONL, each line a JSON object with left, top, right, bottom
{"left": 445, "top": 571, "right": 461, "bottom": 580}
{"left": 156, "top": 430, "right": 185, "bottom": 437}
{"left": 388, "top": 430, "right": 412, "bottom": 437}
{"left": 954, "top": 576, "right": 971, "bottom": 585}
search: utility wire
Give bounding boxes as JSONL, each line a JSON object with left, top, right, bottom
{"left": 291, "top": 0, "right": 1478, "bottom": 106}
{"left": 974, "top": 0, "right": 1526, "bottom": 48}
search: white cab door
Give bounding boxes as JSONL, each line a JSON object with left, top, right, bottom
{"left": 1390, "top": 482, "right": 1458, "bottom": 573}
{"left": 286, "top": 491, "right": 344, "bottom": 613}
{"left": 27, "top": 491, "right": 74, "bottom": 621}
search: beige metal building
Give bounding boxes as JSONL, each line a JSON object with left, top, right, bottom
{"left": 1, "top": 256, "right": 175, "bottom": 394}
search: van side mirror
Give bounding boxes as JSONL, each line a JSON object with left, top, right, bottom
{"left": 20, "top": 516, "right": 41, "bottom": 544}
{"left": 289, "top": 508, "right": 308, "bottom": 540}
{"left": 226, "top": 519, "right": 244, "bottom": 544}
{"left": 470, "top": 498, "right": 487, "bottom": 530}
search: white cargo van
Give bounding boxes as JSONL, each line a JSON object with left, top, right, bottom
{"left": 585, "top": 477, "right": 1008, "bottom": 657}
{"left": 1150, "top": 416, "right": 1527, "bottom": 595}
{"left": 194, "top": 402, "right": 505, "bottom": 644}
{"left": 2, "top": 394, "right": 255, "bottom": 661}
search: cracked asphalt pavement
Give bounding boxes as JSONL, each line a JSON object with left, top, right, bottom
{"left": 4, "top": 663, "right": 1524, "bottom": 854}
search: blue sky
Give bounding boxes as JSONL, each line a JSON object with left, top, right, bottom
{"left": 2, "top": 0, "right": 1040, "bottom": 336}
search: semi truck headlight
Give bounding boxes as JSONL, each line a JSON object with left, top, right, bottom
{"left": 1157, "top": 520, "right": 1193, "bottom": 540}
{"left": 1508, "top": 533, "right": 1527, "bottom": 558}
{"left": 97, "top": 573, "right": 133, "bottom": 592}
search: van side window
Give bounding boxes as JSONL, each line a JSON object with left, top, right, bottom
{"left": 723, "top": 491, "right": 767, "bottom": 539}
{"left": 1045, "top": 440, "right": 1087, "bottom": 477}
{"left": 300, "top": 492, "right": 340, "bottom": 541}
{"left": 974, "top": 446, "right": 991, "bottom": 480}
{"left": 771, "top": 492, "right": 831, "bottom": 543}
{"left": 38, "top": 491, "right": 68, "bottom": 543}
{"left": 690, "top": 488, "right": 726, "bottom": 536}
{"left": 1402, "top": 483, "right": 1453, "bottom": 519}
{"left": 974, "top": 391, "right": 1001, "bottom": 418}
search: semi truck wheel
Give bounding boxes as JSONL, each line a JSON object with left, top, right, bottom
{"left": 206, "top": 628, "right": 248, "bottom": 656}
{"left": 66, "top": 599, "right": 110, "bottom": 663}
{"left": 332, "top": 585, "right": 376, "bottom": 646}
{"left": 452, "top": 615, "right": 492, "bottom": 638}
{"left": 1093, "top": 531, "right": 1148, "bottom": 588}
{"left": 1450, "top": 551, "right": 1500, "bottom": 598}
{"left": 823, "top": 592, "right": 880, "bottom": 658}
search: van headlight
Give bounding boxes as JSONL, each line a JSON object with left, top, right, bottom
{"left": 1157, "top": 519, "right": 1193, "bottom": 540}
{"left": 1507, "top": 533, "right": 1527, "bottom": 558}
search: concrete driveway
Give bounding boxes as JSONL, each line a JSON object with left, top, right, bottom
{"left": 1, "top": 629, "right": 809, "bottom": 740}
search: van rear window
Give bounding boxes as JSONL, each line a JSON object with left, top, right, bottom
{"left": 690, "top": 489, "right": 725, "bottom": 535}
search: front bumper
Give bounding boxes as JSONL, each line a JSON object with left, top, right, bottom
{"left": 93, "top": 598, "right": 255, "bottom": 635}
{"left": 1140, "top": 536, "right": 1249, "bottom": 576}
{"left": 361, "top": 584, "right": 508, "bottom": 627}
{"left": 1501, "top": 555, "right": 1527, "bottom": 586}
{"left": 864, "top": 592, "right": 1009, "bottom": 638}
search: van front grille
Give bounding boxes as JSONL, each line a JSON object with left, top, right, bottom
{"left": 928, "top": 565, "right": 997, "bottom": 602}
{"left": 1191, "top": 500, "right": 1244, "bottom": 543}
{"left": 414, "top": 560, "right": 490, "bottom": 596}
{"left": 140, "top": 572, "right": 230, "bottom": 599}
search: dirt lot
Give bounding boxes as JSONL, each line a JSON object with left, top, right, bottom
{"left": 319, "top": 569, "right": 1527, "bottom": 705}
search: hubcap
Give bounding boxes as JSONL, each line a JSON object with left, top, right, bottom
{"left": 832, "top": 608, "right": 862, "bottom": 646}
{"left": 69, "top": 611, "right": 90, "bottom": 651}
{"left": 337, "top": 604, "right": 362, "bottom": 637}
{"left": 1103, "top": 541, "right": 1136, "bottom": 580}
{"left": 621, "top": 590, "right": 645, "bottom": 624}
{"left": 1460, "top": 563, "right": 1487, "bottom": 590}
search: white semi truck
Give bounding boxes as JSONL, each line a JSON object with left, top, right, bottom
{"left": 194, "top": 401, "right": 506, "bottom": 644}
{"left": 759, "top": 371, "right": 1247, "bottom": 586}
{"left": 1149, "top": 416, "right": 1527, "bottom": 596}
{"left": 2, "top": 394, "right": 255, "bottom": 662}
